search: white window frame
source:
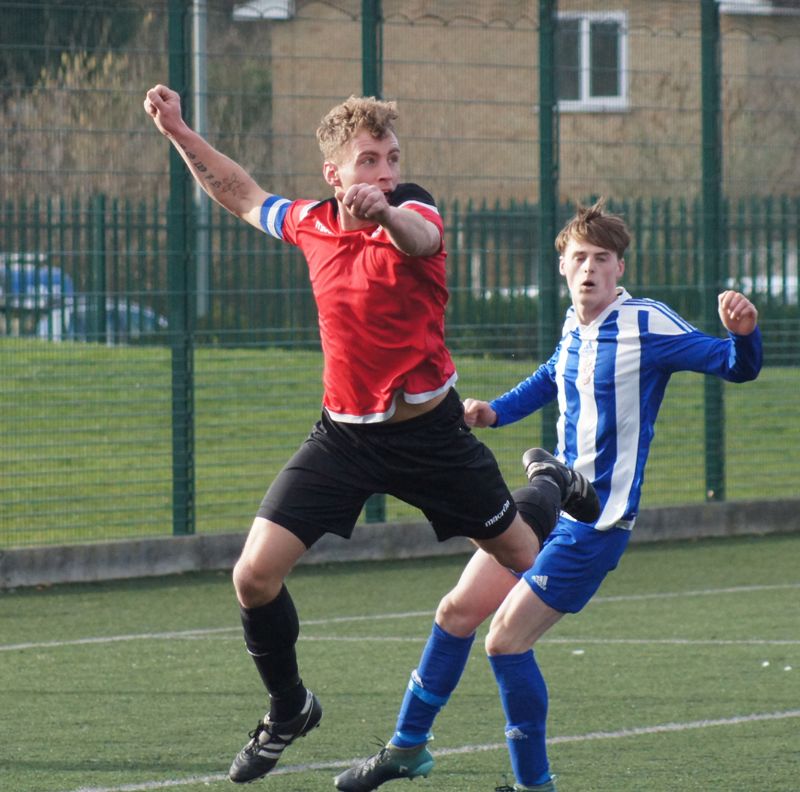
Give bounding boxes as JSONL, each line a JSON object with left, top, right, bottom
{"left": 719, "top": 0, "right": 800, "bottom": 15}
{"left": 233, "top": 0, "right": 295, "bottom": 21}
{"left": 556, "top": 11, "right": 629, "bottom": 113}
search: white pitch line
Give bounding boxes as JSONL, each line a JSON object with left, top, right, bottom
{"left": 540, "top": 636, "right": 800, "bottom": 647}
{"left": 56, "top": 709, "right": 800, "bottom": 792}
{"left": 297, "top": 635, "right": 800, "bottom": 647}
{"left": 5, "top": 628, "right": 799, "bottom": 652}
{"left": 0, "top": 627, "right": 240, "bottom": 652}
{"left": 0, "top": 612, "right": 431, "bottom": 652}
{"left": 592, "top": 581, "right": 800, "bottom": 603}
{"left": 304, "top": 610, "right": 433, "bottom": 625}
{"left": 2, "top": 582, "right": 798, "bottom": 653}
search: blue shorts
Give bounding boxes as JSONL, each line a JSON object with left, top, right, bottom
{"left": 522, "top": 517, "right": 632, "bottom": 614}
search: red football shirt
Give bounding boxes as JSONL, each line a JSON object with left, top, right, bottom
{"left": 259, "top": 183, "right": 457, "bottom": 423}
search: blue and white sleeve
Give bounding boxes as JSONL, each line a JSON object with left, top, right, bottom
{"left": 647, "top": 325, "right": 763, "bottom": 382}
{"left": 489, "top": 358, "right": 559, "bottom": 427}
{"left": 637, "top": 300, "right": 762, "bottom": 382}
{"left": 259, "top": 195, "right": 292, "bottom": 240}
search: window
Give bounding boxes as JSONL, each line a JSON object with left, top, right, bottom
{"left": 556, "top": 12, "right": 628, "bottom": 112}
{"left": 233, "top": 1, "right": 294, "bottom": 21}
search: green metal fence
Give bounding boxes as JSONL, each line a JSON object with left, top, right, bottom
{"left": 4, "top": 191, "right": 795, "bottom": 350}
{"left": 1, "top": 0, "right": 798, "bottom": 548}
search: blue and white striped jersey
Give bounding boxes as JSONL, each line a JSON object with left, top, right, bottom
{"left": 490, "top": 289, "right": 763, "bottom": 530}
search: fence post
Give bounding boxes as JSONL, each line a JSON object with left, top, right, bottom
{"left": 362, "top": 0, "right": 386, "bottom": 523}
{"left": 701, "top": 0, "right": 725, "bottom": 501}
{"left": 90, "top": 193, "right": 107, "bottom": 344}
{"left": 168, "top": 0, "right": 195, "bottom": 535}
{"left": 192, "top": 0, "right": 211, "bottom": 320}
{"left": 538, "top": 0, "right": 560, "bottom": 453}
{"left": 362, "top": 0, "right": 383, "bottom": 98}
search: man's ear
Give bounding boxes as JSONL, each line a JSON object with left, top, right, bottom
{"left": 617, "top": 257, "right": 626, "bottom": 277}
{"left": 558, "top": 256, "right": 566, "bottom": 276}
{"left": 323, "top": 161, "right": 340, "bottom": 188}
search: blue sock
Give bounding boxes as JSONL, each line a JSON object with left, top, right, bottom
{"left": 488, "top": 651, "right": 551, "bottom": 787}
{"left": 391, "top": 622, "right": 475, "bottom": 747}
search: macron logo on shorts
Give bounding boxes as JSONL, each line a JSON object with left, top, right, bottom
{"left": 533, "top": 574, "right": 548, "bottom": 591}
{"left": 484, "top": 498, "right": 511, "bottom": 528}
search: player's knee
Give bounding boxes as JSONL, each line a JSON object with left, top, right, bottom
{"left": 435, "top": 590, "right": 482, "bottom": 637}
{"left": 232, "top": 557, "right": 284, "bottom": 608}
{"left": 484, "top": 627, "right": 506, "bottom": 656}
{"left": 484, "top": 624, "right": 526, "bottom": 656}
{"left": 231, "top": 559, "right": 258, "bottom": 605}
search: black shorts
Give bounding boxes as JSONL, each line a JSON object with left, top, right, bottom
{"left": 257, "top": 389, "right": 518, "bottom": 547}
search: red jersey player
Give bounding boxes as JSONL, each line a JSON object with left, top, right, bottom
{"left": 144, "top": 86, "right": 595, "bottom": 784}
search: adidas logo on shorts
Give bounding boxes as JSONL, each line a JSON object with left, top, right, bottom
{"left": 532, "top": 574, "right": 549, "bottom": 591}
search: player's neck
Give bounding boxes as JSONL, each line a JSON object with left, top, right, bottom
{"left": 572, "top": 301, "right": 595, "bottom": 325}
{"left": 573, "top": 296, "right": 617, "bottom": 326}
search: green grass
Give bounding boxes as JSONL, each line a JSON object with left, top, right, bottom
{"left": 1, "top": 337, "right": 797, "bottom": 547}
{"left": 1, "top": 533, "right": 798, "bottom": 791}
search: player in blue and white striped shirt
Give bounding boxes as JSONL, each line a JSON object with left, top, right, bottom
{"left": 336, "top": 201, "right": 762, "bottom": 792}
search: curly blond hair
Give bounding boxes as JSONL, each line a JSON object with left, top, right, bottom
{"left": 555, "top": 199, "right": 631, "bottom": 258}
{"left": 316, "top": 95, "right": 399, "bottom": 161}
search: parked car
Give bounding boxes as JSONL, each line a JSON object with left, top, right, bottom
{"left": 0, "top": 254, "right": 75, "bottom": 337}
{"left": 1, "top": 255, "right": 167, "bottom": 344}
{"left": 37, "top": 295, "right": 169, "bottom": 344}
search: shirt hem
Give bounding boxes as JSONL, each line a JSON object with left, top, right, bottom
{"left": 324, "top": 372, "right": 459, "bottom": 424}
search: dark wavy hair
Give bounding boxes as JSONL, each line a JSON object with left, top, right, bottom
{"left": 555, "top": 199, "right": 631, "bottom": 258}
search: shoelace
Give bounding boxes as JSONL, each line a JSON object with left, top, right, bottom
{"left": 494, "top": 773, "right": 518, "bottom": 791}
{"left": 246, "top": 722, "right": 266, "bottom": 743}
{"left": 355, "top": 737, "right": 392, "bottom": 776}
{"left": 244, "top": 720, "right": 288, "bottom": 753}
{"left": 352, "top": 736, "right": 403, "bottom": 778}
{"left": 244, "top": 722, "right": 267, "bottom": 753}
{"left": 358, "top": 747, "right": 390, "bottom": 775}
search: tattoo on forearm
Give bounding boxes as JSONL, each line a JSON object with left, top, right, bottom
{"left": 180, "top": 144, "right": 245, "bottom": 196}
{"left": 220, "top": 173, "right": 245, "bottom": 195}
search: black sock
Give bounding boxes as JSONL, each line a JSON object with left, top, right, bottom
{"left": 240, "top": 585, "right": 307, "bottom": 721}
